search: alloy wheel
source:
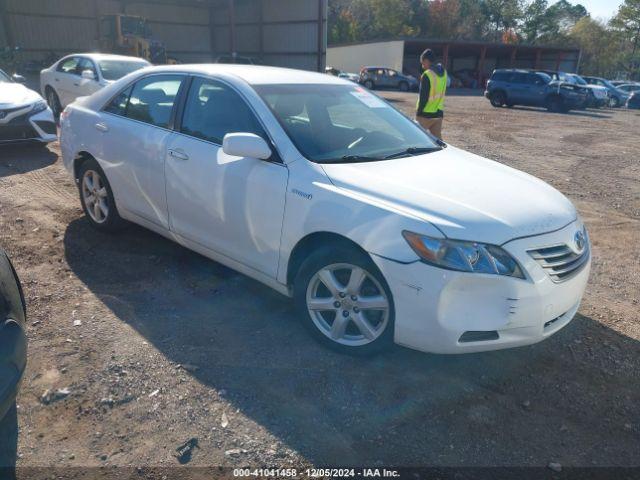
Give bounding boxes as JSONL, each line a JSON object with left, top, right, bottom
{"left": 306, "top": 263, "right": 390, "bottom": 347}
{"left": 82, "top": 170, "right": 109, "bottom": 224}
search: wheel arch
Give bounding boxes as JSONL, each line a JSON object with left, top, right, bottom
{"left": 286, "top": 231, "right": 371, "bottom": 287}
{"left": 72, "top": 151, "right": 96, "bottom": 183}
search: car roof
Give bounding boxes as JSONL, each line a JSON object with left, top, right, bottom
{"left": 130, "top": 64, "right": 349, "bottom": 86}
{"left": 62, "top": 53, "right": 151, "bottom": 63}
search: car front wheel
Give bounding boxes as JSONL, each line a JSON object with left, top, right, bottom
{"left": 490, "top": 91, "right": 506, "bottom": 107}
{"left": 294, "top": 246, "right": 394, "bottom": 355}
{"left": 78, "top": 159, "right": 124, "bottom": 232}
{"left": 364, "top": 80, "right": 375, "bottom": 90}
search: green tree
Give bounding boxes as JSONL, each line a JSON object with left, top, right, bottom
{"left": 521, "top": 0, "right": 548, "bottom": 43}
{"left": 481, "top": 0, "right": 524, "bottom": 42}
{"left": 610, "top": 0, "right": 640, "bottom": 78}
{"left": 571, "top": 16, "right": 618, "bottom": 76}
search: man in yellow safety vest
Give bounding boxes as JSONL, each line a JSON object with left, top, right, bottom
{"left": 416, "top": 49, "right": 447, "bottom": 139}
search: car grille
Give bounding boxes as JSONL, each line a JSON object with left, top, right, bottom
{"left": 0, "top": 125, "right": 39, "bottom": 142}
{"left": 528, "top": 243, "right": 590, "bottom": 282}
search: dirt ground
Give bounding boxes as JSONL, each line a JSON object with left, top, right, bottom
{"left": 0, "top": 93, "right": 638, "bottom": 475}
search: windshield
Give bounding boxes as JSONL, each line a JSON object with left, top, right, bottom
{"left": 255, "top": 84, "right": 441, "bottom": 163}
{"left": 536, "top": 72, "right": 551, "bottom": 83}
{"left": 98, "top": 60, "right": 149, "bottom": 81}
{"left": 0, "top": 69, "right": 10, "bottom": 82}
{"left": 570, "top": 75, "right": 588, "bottom": 85}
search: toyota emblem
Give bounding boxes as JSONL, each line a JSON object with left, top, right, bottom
{"left": 574, "top": 230, "right": 586, "bottom": 252}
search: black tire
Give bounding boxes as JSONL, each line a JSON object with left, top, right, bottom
{"left": 364, "top": 80, "right": 375, "bottom": 90}
{"left": 490, "top": 91, "right": 506, "bottom": 107}
{"left": 77, "top": 158, "right": 125, "bottom": 232}
{"left": 45, "top": 87, "right": 61, "bottom": 117}
{"left": 398, "top": 81, "right": 409, "bottom": 92}
{"left": 546, "top": 96, "right": 564, "bottom": 113}
{"left": 0, "top": 403, "right": 18, "bottom": 476}
{"left": 293, "top": 245, "right": 395, "bottom": 356}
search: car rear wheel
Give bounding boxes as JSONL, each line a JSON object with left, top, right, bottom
{"left": 609, "top": 96, "right": 620, "bottom": 108}
{"left": 294, "top": 246, "right": 394, "bottom": 355}
{"left": 45, "top": 87, "right": 61, "bottom": 117}
{"left": 364, "top": 80, "right": 375, "bottom": 90}
{"left": 78, "top": 158, "right": 125, "bottom": 232}
{"left": 399, "top": 81, "right": 409, "bottom": 92}
{"left": 490, "top": 91, "right": 506, "bottom": 107}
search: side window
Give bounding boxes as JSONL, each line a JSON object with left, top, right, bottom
{"left": 124, "top": 75, "right": 184, "bottom": 128}
{"left": 180, "top": 77, "right": 266, "bottom": 145}
{"left": 511, "top": 73, "right": 528, "bottom": 84}
{"left": 77, "top": 58, "right": 97, "bottom": 78}
{"left": 103, "top": 85, "right": 133, "bottom": 116}
{"left": 57, "top": 57, "right": 80, "bottom": 75}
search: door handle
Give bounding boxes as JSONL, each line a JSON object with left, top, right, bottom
{"left": 73, "top": 83, "right": 79, "bottom": 87}
{"left": 168, "top": 149, "right": 189, "bottom": 161}
{"left": 95, "top": 122, "right": 108, "bottom": 132}
{"left": 54, "top": 78, "right": 60, "bottom": 82}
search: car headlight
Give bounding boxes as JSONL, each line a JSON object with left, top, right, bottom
{"left": 402, "top": 231, "right": 525, "bottom": 279}
{"left": 31, "top": 100, "right": 48, "bottom": 113}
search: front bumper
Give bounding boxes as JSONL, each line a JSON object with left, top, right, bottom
{"left": 0, "top": 104, "right": 57, "bottom": 145}
{"left": 372, "top": 221, "right": 590, "bottom": 354}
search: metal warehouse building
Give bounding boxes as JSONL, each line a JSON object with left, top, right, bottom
{"left": 0, "top": 0, "right": 327, "bottom": 71}
{"left": 328, "top": 39, "right": 581, "bottom": 88}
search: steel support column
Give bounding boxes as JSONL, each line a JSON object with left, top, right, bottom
{"left": 228, "top": 0, "right": 236, "bottom": 58}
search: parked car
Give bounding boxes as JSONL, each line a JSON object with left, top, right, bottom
{"left": 338, "top": 72, "right": 359, "bottom": 83}
{"left": 0, "top": 248, "right": 27, "bottom": 424}
{"left": 60, "top": 65, "right": 590, "bottom": 355}
{"left": 564, "top": 73, "right": 608, "bottom": 108}
{"left": 617, "top": 83, "right": 640, "bottom": 94}
{"left": 485, "top": 69, "right": 589, "bottom": 113}
{"left": 359, "top": 66, "right": 418, "bottom": 91}
{"left": 40, "top": 53, "right": 150, "bottom": 116}
{"left": 627, "top": 91, "right": 640, "bottom": 109}
{"left": 581, "top": 76, "right": 629, "bottom": 108}
{"left": 0, "top": 68, "right": 57, "bottom": 146}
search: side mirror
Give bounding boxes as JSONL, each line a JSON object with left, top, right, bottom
{"left": 222, "top": 133, "right": 272, "bottom": 160}
{"left": 11, "top": 74, "right": 26, "bottom": 84}
{"left": 81, "top": 69, "right": 96, "bottom": 80}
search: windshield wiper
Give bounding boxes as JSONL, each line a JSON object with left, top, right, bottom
{"left": 383, "top": 146, "right": 442, "bottom": 160}
{"left": 338, "top": 155, "right": 383, "bottom": 163}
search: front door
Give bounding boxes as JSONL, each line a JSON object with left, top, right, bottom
{"left": 164, "top": 77, "right": 288, "bottom": 278}
{"left": 54, "top": 56, "right": 81, "bottom": 107}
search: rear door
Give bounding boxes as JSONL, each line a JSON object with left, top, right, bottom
{"left": 509, "top": 73, "right": 532, "bottom": 104}
{"left": 164, "top": 76, "right": 287, "bottom": 277}
{"left": 97, "top": 74, "right": 186, "bottom": 228}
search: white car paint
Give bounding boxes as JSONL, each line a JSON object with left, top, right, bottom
{"left": 0, "top": 71, "right": 57, "bottom": 144}
{"left": 40, "top": 53, "right": 150, "bottom": 109}
{"left": 59, "top": 64, "right": 590, "bottom": 354}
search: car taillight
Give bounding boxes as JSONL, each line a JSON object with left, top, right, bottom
{"left": 59, "top": 107, "right": 70, "bottom": 121}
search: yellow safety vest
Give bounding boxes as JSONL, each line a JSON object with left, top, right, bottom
{"left": 417, "top": 69, "right": 447, "bottom": 114}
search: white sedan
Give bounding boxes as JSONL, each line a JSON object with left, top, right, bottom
{"left": 40, "top": 53, "right": 149, "bottom": 116}
{"left": 0, "top": 69, "right": 57, "bottom": 145}
{"left": 60, "top": 65, "right": 590, "bottom": 355}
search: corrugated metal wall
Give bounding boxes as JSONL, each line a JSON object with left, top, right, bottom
{"left": 0, "top": 0, "right": 326, "bottom": 70}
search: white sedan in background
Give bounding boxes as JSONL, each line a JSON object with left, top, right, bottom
{"left": 59, "top": 65, "right": 590, "bottom": 355}
{"left": 40, "top": 53, "right": 149, "bottom": 115}
{"left": 0, "top": 68, "right": 57, "bottom": 145}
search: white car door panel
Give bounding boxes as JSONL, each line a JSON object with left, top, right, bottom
{"left": 164, "top": 77, "right": 287, "bottom": 278}
{"left": 97, "top": 74, "right": 186, "bottom": 228}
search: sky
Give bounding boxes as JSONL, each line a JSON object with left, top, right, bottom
{"left": 578, "top": 0, "right": 625, "bottom": 20}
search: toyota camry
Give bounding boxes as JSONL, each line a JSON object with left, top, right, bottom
{"left": 59, "top": 65, "right": 590, "bottom": 355}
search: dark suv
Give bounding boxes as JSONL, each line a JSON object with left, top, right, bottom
{"left": 485, "top": 69, "right": 588, "bottom": 113}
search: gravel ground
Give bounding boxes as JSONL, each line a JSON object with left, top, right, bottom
{"left": 0, "top": 93, "right": 638, "bottom": 476}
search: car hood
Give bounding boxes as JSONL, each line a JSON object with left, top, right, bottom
{"left": 321, "top": 146, "right": 576, "bottom": 245}
{"left": 0, "top": 83, "right": 42, "bottom": 108}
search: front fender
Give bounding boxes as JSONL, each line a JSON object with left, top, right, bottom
{"left": 277, "top": 160, "right": 442, "bottom": 284}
